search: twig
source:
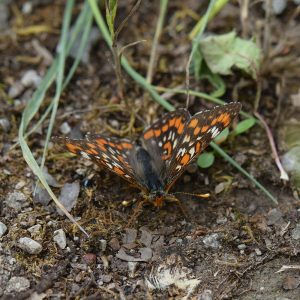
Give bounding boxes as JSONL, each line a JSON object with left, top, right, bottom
{"left": 146, "top": 0, "right": 168, "bottom": 84}
{"left": 275, "top": 265, "right": 300, "bottom": 273}
{"left": 254, "top": 112, "right": 289, "bottom": 181}
{"left": 239, "top": 0, "right": 250, "bottom": 38}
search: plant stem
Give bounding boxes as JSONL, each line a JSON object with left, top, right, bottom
{"left": 146, "top": 0, "right": 168, "bottom": 84}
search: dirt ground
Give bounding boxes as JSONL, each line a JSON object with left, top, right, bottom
{"left": 1, "top": 1, "right": 300, "bottom": 299}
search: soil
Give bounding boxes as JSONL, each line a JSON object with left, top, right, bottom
{"left": 1, "top": 1, "right": 300, "bottom": 300}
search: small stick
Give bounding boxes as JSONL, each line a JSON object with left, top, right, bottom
{"left": 254, "top": 112, "right": 289, "bottom": 181}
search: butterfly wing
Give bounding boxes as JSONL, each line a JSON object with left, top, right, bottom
{"left": 141, "top": 108, "right": 191, "bottom": 180}
{"left": 163, "top": 102, "right": 242, "bottom": 191}
{"left": 54, "top": 135, "right": 148, "bottom": 191}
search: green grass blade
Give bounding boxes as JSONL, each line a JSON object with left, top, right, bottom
{"left": 18, "top": 2, "right": 93, "bottom": 237}
{"left": 40, "top": 0, "right": 74, "bottom": 170}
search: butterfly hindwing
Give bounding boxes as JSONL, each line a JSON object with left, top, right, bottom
{"left": 164, "top": 102, "right": 242, "bottom": 190}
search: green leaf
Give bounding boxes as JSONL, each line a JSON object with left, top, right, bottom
{"left": 199, "top": 31, "right": 261, "bottom": 79}
{"left": 105, "top": 0, "right": 118, "bottom": 39}
{"left": 233, "top": 118, "right": 256, "bottom": 135}
{"left": 197, "top": 152, "right": 215, "bottom": 168}
{"left": 214, "top": 127, "right": 229, "bottom": 144}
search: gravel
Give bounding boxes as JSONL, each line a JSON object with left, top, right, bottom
{"left": 203, "top": 233, "right": 221, "bottom": 249}
{"left": 0, "top": 222, "right": 8, "bottom": 237}
{"left": 17, "top": 237, "right": 43, "bottom": 254}
{"left": 5, "top": 276, "right": 30, "bottom": 294}
{"left": 5, "top": 191, "right": 28, "bottom": 212}
{"left": 53, "top": 229, "right": 67, "bottom": 249}
{"left": 57, "top": 181, "right": 80, "bottom": 215}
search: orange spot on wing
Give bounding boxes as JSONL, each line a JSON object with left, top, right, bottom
{"left": 177, "top": 123, "right": 184, "bottom": 134}
{"left": 117, "top": 155, "right": 125, "bottom": 164}
{"left": 96, "top": 139, "right": 106, "bottom": 151}
{"left": 212, "top": 118, "right": 218, "bottom": 125}
{"left": 162, "top": 124, "right": 169, "bottom": 132}
{"left": 169, "top": 118, "right": 176, "bottom": 126}
{"left": 87, "top": 143, "right": 96, "bottom": 149}
{"left": 154, "top": 129, "right": 161, "bottom": 137}
{"left": 201, "top": 125, "right": 209, "bottom": 133}
{"left": 121, "top": 142, "right": 133, "bottom": 149}
{"left": 66, "top": 143, "right": 82, "bottom": 154}
{"left": 113, "top": 166, "right": 125, "bottom": 175}
{"left": 222, "top": 113, "right": 231, "bottom": 126}
{"left": 163, "top": 141, "right": 172, "bottom": 155}
{"left": 175, "top": 117, "right": 182, "bottom": 128}
{"left": 86, "top": 148, "right": 98, "bottom": 155}
{"left": 189, "top": 119, "right": 198, "bottom": 128}
{"left": 143, "top": 129, "right": 154, "bottom": 140}
{"left": 195, "top": 142, "right": 201, "bottom": 153}
{"left": 180, "top": 153, "right": 190, "bottom": 165}
{"left": 193, "top": 127, "right": 201, "bottom": 135}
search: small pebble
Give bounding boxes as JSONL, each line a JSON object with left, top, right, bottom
{"left": 123, "top": 228, "right": 137, "bottom": 244}
{"left": 128, "top": 261, "right": 138, "bottom": 276}
{"left": 8, "top": 81, "right": 24, "bottom": 98}
{"left": 15, "top": 180, "right": 26, "bottom": 189}
{"left": 109, "top": 237, "right": 120, "bottom": 251}
{"left": 215, "top": 182, "right": 227, "bottom": 194}
{"left": 99, "top": 239, "right": 107, "bottom": 252}
{"left": 83, "top": 253, "right": 96, "bottom": 265}
{"left": 5, "top": 191, "right": 27, "bottom": 212}
{"left": 291, "top": 224, "right": 300, "bottom": 240}
{"left": 59, "top": 122, "right": 71, "bottom": 134}
{"left": 203, "top": 233, "right": 221, "bottom": 249}
{"left": 139, "top": 227, "right": 153, "bottom": 247}
{"left": 0, "top": 118, "right": 11, "bottom": 132}
{"left": 199, "top": 289, "right": 213, "bottom": 300}
{"left": 139, "top": 247, "right": 152, "bottom": 261}
{"left": 22, "top": 2, "right": 33, "bottom": 14}
{"left": 33, "top": 185, "right": 52, "bottom": 206}
{"left": 266, "top": 208, "right": 283, "bottom": 225}
{"left": 6, "top": 276, "right": 30, "bottom": 293}
{"left": 255, "top": 248, "right": 262, "bottom": 256}
{"left": 27, "top": 224, "right": 41, "bottom": 235}
{"left": 216, "top": 216, "right": 227, "bottom": 225}
{"left": 53, "top": 229, "right": 67, "bottom": 249}
{"left": 57, "top": 182, "right": 80, "bottom": 215}
{"left": 21, "top": 70, "right": 41, "bottom": 87}
{"left": 238, "top": 244, "right": 246, "bottom": 250}
{"left": 272, "top": 0, "right": 287, "bottom": 15}
{"left": 282, "top": 275, "right": 300, "bottom": 290}
{"left": 18, "top": 237, "right": 42, "bottom": 254}
{"left": 102, "top": 275, "right": 112, "bottom": 283}
{"left": 43, "top": 167, "right": 60, "bottom": 187}
{"left": 0, "top": 222, "right": 8, "bottom": 237}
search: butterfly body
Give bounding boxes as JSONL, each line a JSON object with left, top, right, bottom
{"left": 55, "top": 103, "right": 241, "bottom": 206}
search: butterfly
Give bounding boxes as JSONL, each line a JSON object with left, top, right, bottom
{"left": 54, "top": 102, "right": 241, "bottom": 206}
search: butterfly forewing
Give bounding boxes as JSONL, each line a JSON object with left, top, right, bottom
{"left": 164, "top": 102, "right": 242, "bottom": 190}
{"left": 55, "top": 135, "right": 147, "bottom": 191}
{"left": 142, "top": 109, "right": 190, "bottom": 177}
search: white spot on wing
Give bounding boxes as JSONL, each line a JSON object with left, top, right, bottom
{"left": 182, "top": 135, "right": 190, "bottom": 143}
{"left": 81, "top": 151, "right": 90, "bottom": 160}
{"left": 189, "top": 147, "right": 195, "bottom": 157}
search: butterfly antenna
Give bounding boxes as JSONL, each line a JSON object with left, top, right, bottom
{"left": 172, "top": 191, "right": 210, "bottom": 199}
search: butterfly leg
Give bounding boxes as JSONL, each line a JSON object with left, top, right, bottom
{"left": 164, "top": 195, "right": 189, "bottom": 219}
{"left": 126, "top": 198, "right": 149, "bottom": 227}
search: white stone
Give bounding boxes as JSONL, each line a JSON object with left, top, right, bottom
{"left": 53, "top": 229, "right": 67, "bottom": 249}
{"left": 18, "top": 237, "right": 42, "bottom": 254}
